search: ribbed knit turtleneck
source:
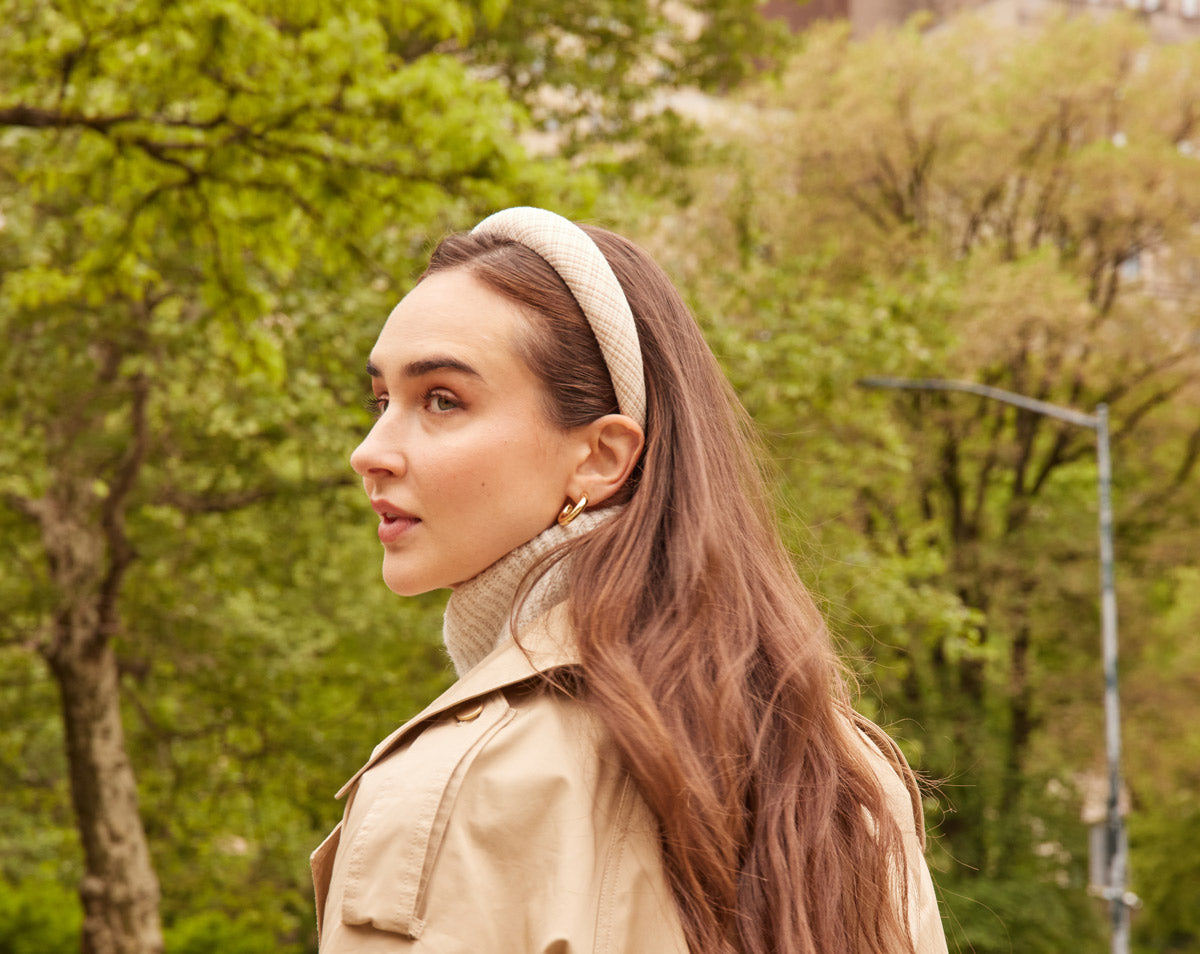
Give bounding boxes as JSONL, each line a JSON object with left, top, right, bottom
{"left": 442, "top": 508, "right": 615, "bottom": 676}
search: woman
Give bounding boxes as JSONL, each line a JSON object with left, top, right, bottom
{"left": 312, "top": 207, "right": 948, "bottom": 954}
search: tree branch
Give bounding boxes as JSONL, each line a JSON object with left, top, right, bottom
{"left": 1111, "top": 381, "right": 1187, "bottom": 446}
{"left": 1100, "top": 345, "right": 1198, "bottom": 408}
{"left": 0, "top": 104, "right": 233, "bottom": 133}
{"left": 95, "top": 371, "right": 151, "bottom": 647}
{"left": 1172, "top": 422, "right": 1200, "bottom": 489}
{"left": 127, "top": 137, "right": 202, "bottom": 181}
{"left": 0, "top": 105, "right": 135, "bottom": 130}
{"left": 1137, "top": 422, "right": 1200, "bottom": 511}
{"left": 2, "top": 491, "right": 41, "bottom": 524}
{"left": 967, "top": 400, "right": 1006, "bottom": 536}
{"left": 1028, "top": 426, "right": 1078, "bottom": 497}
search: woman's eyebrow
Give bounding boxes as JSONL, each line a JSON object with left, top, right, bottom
{"left": 365, "top": 356, "right": 482, "bottom": 379}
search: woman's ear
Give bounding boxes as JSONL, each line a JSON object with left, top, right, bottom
{"left": 566, "top": 414, "right": 644, "bottom": 507}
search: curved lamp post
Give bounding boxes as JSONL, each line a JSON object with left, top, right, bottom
{"left": 858, "top": 376, "right": 1133, "bottom": 954}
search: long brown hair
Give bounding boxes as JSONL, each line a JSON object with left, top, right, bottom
{"left": 424, "top": 225, "right": 920, "bottom": 954}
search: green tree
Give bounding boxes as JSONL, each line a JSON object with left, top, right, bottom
{"left": 1, "top": 1, "right": 780, "bottom": 951}
{"left": 638, "top": 12, "right": 1200, "bottom": 950}
{"left": 0, "top": 2, "right": 559, "bottom": 952}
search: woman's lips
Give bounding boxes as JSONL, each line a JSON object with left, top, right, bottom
{"left": 371, "top": 500, "right": 420, "bottom": 544}
{"left": 377, "top": 513, "right": 419, "bottom": 544}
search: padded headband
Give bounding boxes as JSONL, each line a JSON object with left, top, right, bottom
{"left": 472, "top": 207, "right": 646, "bottom": 429}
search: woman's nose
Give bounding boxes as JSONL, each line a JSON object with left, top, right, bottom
{"left": 350, "top": 418, "right": 404, "bottom": 479}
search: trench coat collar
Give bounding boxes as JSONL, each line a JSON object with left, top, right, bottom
{"left": 335, "top": 602, "right": 579, "bottom": 799}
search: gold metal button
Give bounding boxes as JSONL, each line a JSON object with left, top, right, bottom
{"left": 454, "top": 701, "right": 485, "bottom": 723}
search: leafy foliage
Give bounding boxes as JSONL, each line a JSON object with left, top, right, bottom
{"left": 0, "top": 0, "right": 776, "bottom": 950}
{"left": 0, "top": 876, "right": 82, "bottom": 954}
{"left": 4, "top": 2, "right": 1197, "bottom": 951}
{"left": 0, "top": 0, "right": 571, "bottom": 948}
{"left": 636, "top": 12, "right": 1200, "bottom": 951}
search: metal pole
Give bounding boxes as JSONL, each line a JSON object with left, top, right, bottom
{"left": 857, "top": 376, "right": 1099, "bottom": 428}
{"left": 1096, "top": 404, "right": 1129, "bottom": 954}
{"left": 858, "top": 378, "right": 1135, "bottom": 950}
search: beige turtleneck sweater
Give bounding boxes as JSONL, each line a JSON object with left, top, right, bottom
{"left": 441, "top": 508, "right": 615, "bottom": 676}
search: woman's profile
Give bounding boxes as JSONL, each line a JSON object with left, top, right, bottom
{"left": 311, "top": 207, "right": 949, "bottom": 953}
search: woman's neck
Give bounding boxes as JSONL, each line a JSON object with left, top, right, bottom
{"left": 441, "top": 508, "right": 615, "bottom": 675}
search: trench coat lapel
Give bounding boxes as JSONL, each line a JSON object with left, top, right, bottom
{"left": 335, "top": 603, "right": 578, "bottom": 799}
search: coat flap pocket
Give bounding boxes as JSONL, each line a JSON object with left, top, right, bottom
{"left": 340, "top": 694, "right": 516, "bottom": 939}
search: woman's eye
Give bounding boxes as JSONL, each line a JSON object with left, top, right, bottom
{"left": 426, "top": 391, "right": 458, "bottom": 414}
{"left": 364, "top": 394, "right": 388, "bottom": 416}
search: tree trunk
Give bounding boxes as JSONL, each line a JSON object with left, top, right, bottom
{"left": 47, "top": 628, "right": 164, "bottom": 954}
{"left": 998, "top": 619, "right": 1034, "bottom": 873}
{"left": 34, "top": 472, "right": 163, "bottom": 954}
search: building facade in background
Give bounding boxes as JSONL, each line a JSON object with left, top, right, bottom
{"left": 763, "top": 0, "right": 1200, "bottom": 38}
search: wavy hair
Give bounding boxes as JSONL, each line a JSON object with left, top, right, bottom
{"left": 423, "top": 225, "right": 919, "bottom": 954}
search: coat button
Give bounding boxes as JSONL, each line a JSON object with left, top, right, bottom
{"left": 454, "top": 701, "right": 485, "bottom": 723}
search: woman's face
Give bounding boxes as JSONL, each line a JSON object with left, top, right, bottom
{"left": 350, "top": 269, "right": 582, "bottom": 596}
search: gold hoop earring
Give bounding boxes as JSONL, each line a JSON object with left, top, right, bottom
{"left": 557, "top": 494, "right": 588, "bottom": 526}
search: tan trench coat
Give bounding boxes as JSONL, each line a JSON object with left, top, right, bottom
{"left": 312, "top": 604, "right": 949, "bottom": 953}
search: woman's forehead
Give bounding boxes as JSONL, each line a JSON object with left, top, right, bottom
{"left": 369, "top": 270, "right": 533, "bottom": 381}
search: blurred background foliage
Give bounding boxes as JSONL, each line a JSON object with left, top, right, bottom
{"left": 1, "top": 1, "right": 1197, "bottom": 952}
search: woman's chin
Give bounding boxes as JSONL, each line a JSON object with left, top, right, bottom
{"left": 381, "top": 565, "right": 429, "bottom": 598}
{"left": 381, "top": 558, "right": 459, "bottom": 598}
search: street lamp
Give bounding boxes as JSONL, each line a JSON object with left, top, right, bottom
{"left": 858, "top": 376, "right": 1134, "bottom": 954}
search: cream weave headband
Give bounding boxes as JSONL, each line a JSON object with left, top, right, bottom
{"left": 472, "top": 207, "right": 647, "bottom": 429}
